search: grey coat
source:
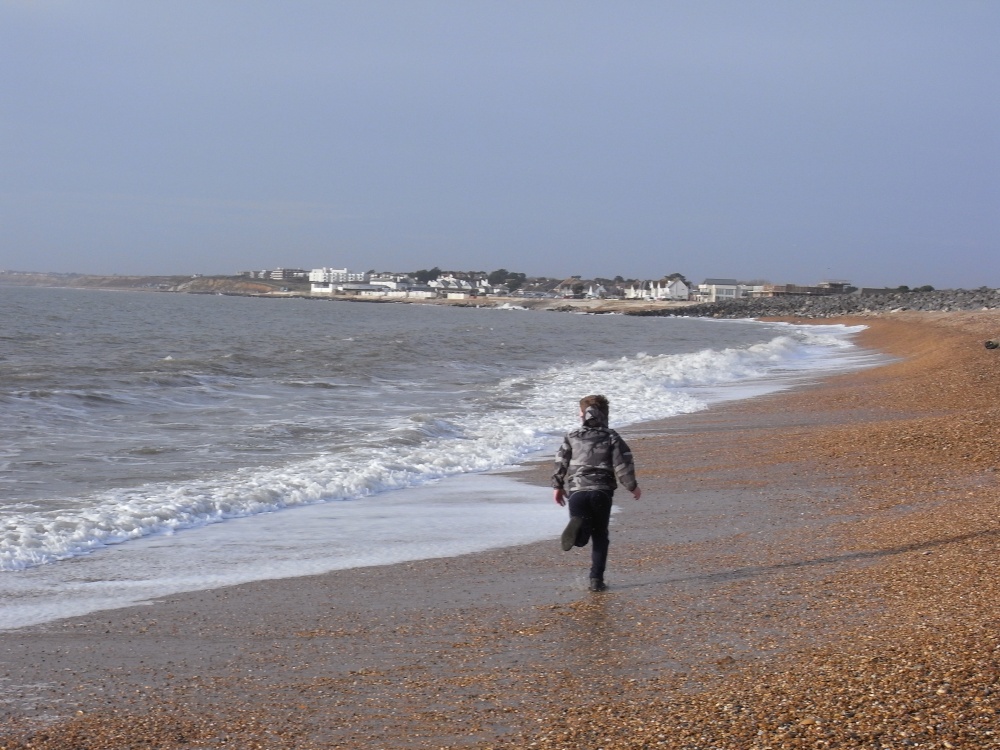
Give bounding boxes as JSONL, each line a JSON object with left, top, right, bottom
{"left": 551, "top": 406, "right": 638, "bottom": 495}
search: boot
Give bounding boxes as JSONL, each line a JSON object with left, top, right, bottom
{"left": 561, "top": 516, "right": 584, "bottom": 552}
{"left": 589, "top": 577, "right": 607, "bottom": 592}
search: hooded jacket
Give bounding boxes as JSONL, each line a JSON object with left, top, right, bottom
{"left": 551, "top": 405, "right": 638, "bottom": 494}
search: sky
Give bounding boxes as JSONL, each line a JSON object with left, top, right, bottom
{"left": 1, "top": 1, "right": 997, "bottom": 288}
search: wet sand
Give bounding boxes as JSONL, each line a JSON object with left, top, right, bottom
{"left": 2, "top": 311, "right": 999, "bottom": 749}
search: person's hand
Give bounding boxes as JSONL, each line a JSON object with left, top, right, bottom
{"left": 554, "top": 489, "right": 566, "bottom": 506}
{"left": 631, "top": 487, "right": 642, "bottom": 500}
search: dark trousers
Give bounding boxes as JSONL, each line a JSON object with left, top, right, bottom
{"left": 567, "top": 490, "right": 613, "bottom": 580}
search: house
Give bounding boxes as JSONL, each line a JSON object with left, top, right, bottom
{"left": 817, "top": 280, "right": 852, "bottom": 293}
{"left": 553, "top": 277, "right": 586, "bottom": 297}
{"left": 624, "top": 279, "right": 690, "bottom": 301}
{"left": 429, "top": 275, "right": 475, "bottom": 293}
{"left": 336, "top": 283, "right": 386, "bottom": 296}
{"left": 405, "top": 286, "right": 438, "bottom": 299}
{"left": 368, "top": 274, "right": 415, "bottom": 291}
{"left": 695, "top": 279, "right": 751, "bottom": 303}
{"left": 750, "top": 280, "right": 853, "bottom": 297}
{"left": 665, "top": 278, "right": 690, "bottom": 300}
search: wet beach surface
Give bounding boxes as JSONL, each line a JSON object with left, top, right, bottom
{"left": 1, "top": 311, "right": 998, "bottom": 749}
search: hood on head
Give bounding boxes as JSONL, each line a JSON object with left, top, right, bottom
{"left": 582, "top": 405, "right": 608, "bottom": 428}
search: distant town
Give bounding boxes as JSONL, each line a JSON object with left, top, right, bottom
{"left": 1, "top": 265, "right": 939, "bottom": 304}
{"left": 235, "top": 265, "right": 924, "bottom": 302}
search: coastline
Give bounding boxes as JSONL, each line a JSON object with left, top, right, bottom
{"left": 5, "top": 273, "right": 999, "bottom": 319}
{"left": 2, "top": 311, "right": 999, "bottom": 748}
{"left": 0, "top": 276, "right": 695, "bottom": 315}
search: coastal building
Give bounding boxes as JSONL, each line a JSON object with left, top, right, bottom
{"left": 403, "top": 286, "right": 438, "bottom": 299}
{"left": 429, "top": 274, "right": 517, "bottom": 296}
{"left": 695, "top": 279, "right": 751, "bottom": 303}
{"left": 429, "top": 275, "right": 475, "bottom": 293}
{"left": 337, "top": 283, "right": 389, "bottom": 297}
{"left": 624, "top": 279, "right": 690, "bottom": 301}
{"left": 309, "top": 268, "right": 369, "bottom": 284}
{"left": 368, "top": 273, "right": 415, "bottom": 290}
{"left": 269, "top": 268, "right": 308, "bottom": 281}
{"left": 818, "top": 280, "right": 852, "bottom": 293}
{"left": 750, "top": 280, "right": 853, "bottom": 297}
{"left": 666, "top": 278, "right": 690, "bottom": 300}
{"left": 311, "top": 281, "right": 439, "bottom": 299}
{"left": 554, "top": 277, "right": 585, "bottom": 297}
{"left": 689, "top": 279, "right": 854, "bottom": 301}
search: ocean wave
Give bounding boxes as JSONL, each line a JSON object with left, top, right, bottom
{"left": 0, "top": 325, "right": 876, "bottom": 572}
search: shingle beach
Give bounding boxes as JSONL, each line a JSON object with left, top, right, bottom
{"left": 2, "top": 311, "right": 998, "bottom": 749}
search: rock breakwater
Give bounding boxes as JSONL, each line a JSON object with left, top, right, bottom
{"left": 627, "top": 287, "right": 1000, "bottom": 319}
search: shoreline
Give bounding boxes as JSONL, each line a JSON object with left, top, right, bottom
{"left": 0, "top": 317, "right": 870, "bottom": 630}
{"left": 2, "top": 311, "right": 999, "bottom": 748}
{"left": 1, "top": 278, "right": 696, "bottom": 314}
{"left": 5, "top": 275, "right": 999, "bottom": 318}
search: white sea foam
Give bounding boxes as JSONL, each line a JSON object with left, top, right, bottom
{"left": 0, "top": 473, "right": 563, "bottom": 630}
{"left": 0, "top": 323, "right": 876, "bottom": 575}
{"left": 0, "top": 305, "right": 888, "bottom": 630}
{"left": 492, "top": 302, "right": 530, "bottom": 310}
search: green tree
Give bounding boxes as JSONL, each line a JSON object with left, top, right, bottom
{"left": 487, "top": 268, "right": 509, "bottom": 286}
{"left": 488, "top": 269, "right": 526, "bottom": 291}
{"left": 413, "top": 267, "right": 442, "bottom": 283}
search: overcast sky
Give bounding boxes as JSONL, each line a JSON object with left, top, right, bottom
{"left": 1, "top": 1, "right": 996, "bottom": 287}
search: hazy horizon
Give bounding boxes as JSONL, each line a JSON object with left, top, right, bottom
{"left": 3, "top": 267, "right": 991, "bottom": 292}
{"left": 2, "top": 2, "right": 997, "bottom": 289}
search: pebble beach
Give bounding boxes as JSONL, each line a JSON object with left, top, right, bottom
{"left": 2, "top": 310, "right": 999, "bottom": 749}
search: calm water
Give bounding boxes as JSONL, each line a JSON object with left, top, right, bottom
{"left": 0, "top": 286, "right": 880, "bottom": 627}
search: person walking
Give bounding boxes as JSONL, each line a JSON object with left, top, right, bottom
{"left": 552, "top": 394, "right": 641, "bottom": 592}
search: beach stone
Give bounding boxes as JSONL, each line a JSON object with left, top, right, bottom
{"left": 626, "top": 288, "right": 1000, "bottom": 320}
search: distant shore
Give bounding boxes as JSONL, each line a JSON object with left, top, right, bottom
{"left": 0, "top": 271, "right": 692, "bottom": 314}
{"left": 4, "top": 271, "right": 998, "bottom": 318}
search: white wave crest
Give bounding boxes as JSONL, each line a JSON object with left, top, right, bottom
{"left": 0, "top": 325, "right": 874, "bottom": 571}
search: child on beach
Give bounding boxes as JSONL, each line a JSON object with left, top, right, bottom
{"left": 552, "top": 394, "right": 641, "bottom": 591}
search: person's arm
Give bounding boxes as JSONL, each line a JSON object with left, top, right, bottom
{"left": 612, "top": 433, "right": 640, "bottom": 499}
{"left": 551, "top": 436, "right": 571, "bottom": 506}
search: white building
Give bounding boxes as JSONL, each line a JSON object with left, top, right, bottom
{"left": 309, "top": 267, "right": 369, "bottom": 284}
{"left": 270, "top": 268, "right": 308, "bottom": 281}
{"left": 624, "top": 279, "right": 690, "bottom": 301}
{"left": 368, "top": 274, "right": 415, "bottom": 290}
{"left": 429, "top": 275, "right": 475, "bottom": 292}
{"left": 695, "top": 279, "right": 751, "bottom": 303}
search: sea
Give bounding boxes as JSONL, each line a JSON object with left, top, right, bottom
{"left": 0, "top": 286, "right": 883, "bottom": 629}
